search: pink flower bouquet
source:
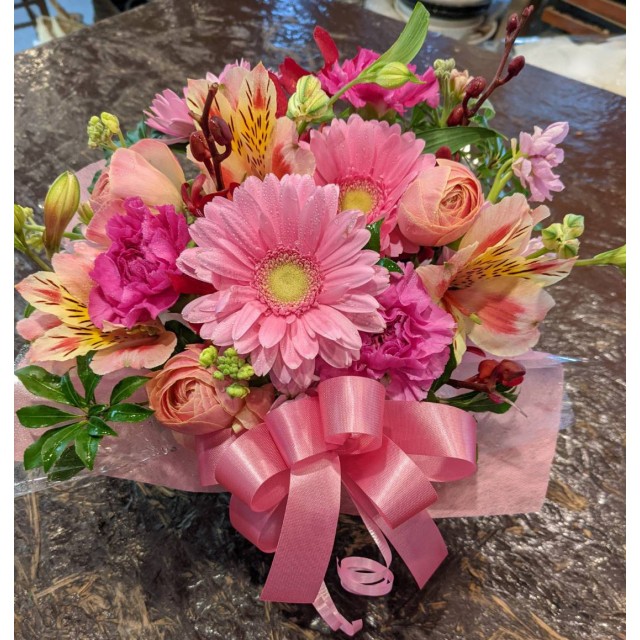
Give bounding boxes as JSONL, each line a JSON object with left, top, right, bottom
{"left": 14, "top": 5, "right": 625, "bottom": 636}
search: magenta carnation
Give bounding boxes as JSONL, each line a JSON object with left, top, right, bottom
{"left": 512, "top": 121, "right": 569, "bottom": 202}
{"left": 89, "top": 197, "right": 190, "bottom": 329}
{"left": 318, "top": 263, "right": 455, "bottom": 400}
{"left": 310, "top": 114, "right": 434, "bottom": 256}
{"left": 145, "top": 88, "right": 195, "bottom": 141}
{"left": 177, "top": 174, "right": 389, "bottom": 395}
{"left": 318, "top": 48, "right": 439, "bottom": 116}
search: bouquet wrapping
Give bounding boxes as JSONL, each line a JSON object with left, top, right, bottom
{"left": 13, "top": 5, "right": 624, "bottom": 635}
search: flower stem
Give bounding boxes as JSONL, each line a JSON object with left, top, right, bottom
{"left": 487, "top": 158, "right": 513, "bottom": 202}
{"left": 117, "top": 130, "right": 127, "bottom": 148}
{"left": 526, "top": 247, "right": 550, "bottom": 261}
{"left": 22, "top": 246, "right": 52, "bottom": 271}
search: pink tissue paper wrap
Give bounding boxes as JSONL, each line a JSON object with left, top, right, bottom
{"left": 14, "top": 350, "right": 566, "bottom": 517}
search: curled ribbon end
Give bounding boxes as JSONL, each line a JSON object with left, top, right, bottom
{"left": 313, "top": 583, "right": 364, "bottom": 636}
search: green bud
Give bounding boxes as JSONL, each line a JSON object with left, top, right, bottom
{"left": 212, "top": 370, "right": 225, "bottom": 380}
{"left": 556, "top": 238, "right": 580, "bottom": 259}
{"left": 77, "top": 202, "right": 94, "bottom": 225}
{"left": 199, "top": 345, "right": 219, "bottom": 367}
{"left": 433, "top": 58, "right": 456, "bottom": 80}
{"left": 43, "top": 171, "right": 80, "bottom": 257}
{"left": 14, "top": 204, "right": 29, "bottom": 235}
{"left": 370, "top": 62, "right": 421, "bottom": 89}
{"left": 236, "top": 364, "right": 255, "bottom": 381}
{"left": 577, "top": 245, "right": 625, "bottom": 275}
{"left": 541, "top": 223, "right": 563, "bottom": 250}
{"left": 287, "top": 75, "right": 333, "bottom": 126}
{"left": 562, "top": 214, "right": 584, "bottom": 239}
{"left": 100, "top": 112, "right": 121, "bottom": 135}
{"left": 226, "top": 382, "right": 250, "bottom": 399}
{"left": 224, "top": 347, "right": 237, "bottom": 358}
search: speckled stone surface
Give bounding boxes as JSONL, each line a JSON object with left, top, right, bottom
{"left": 14, "top": 1, "right": 625, "bottom": 638}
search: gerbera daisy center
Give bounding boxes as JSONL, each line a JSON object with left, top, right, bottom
{"left": 254, "top": 248, "right": 322, "bottom": 315}
{"left": 339, "top": 178, "right": 382, "bottom": 219}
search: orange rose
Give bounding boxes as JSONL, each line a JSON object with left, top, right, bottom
{"left": 147, "top": 345, "right": 275, "bottom": 435}
{"left": 397, "top": 159, "right": 484, "bottom": 247}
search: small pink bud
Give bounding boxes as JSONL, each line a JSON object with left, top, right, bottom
{"left": 209, "top": 116, "right": 233, "bottom": 147}
{"left": 506, "top": 13, "right": 519, "bottom": 35}
{"left": 435, "top": 146, "right": 453, "bottom": 160}
{"left": 447, "top": 105, "right": 464, "bottom": 127}
{"left": 465, "top": 77, "right": 486, "bottom": 99}
{"left": 189, "top": 131, "right": 211, "bottom": 162}
{"left": 508, "top": 56, "right": 526, "bottom": 77}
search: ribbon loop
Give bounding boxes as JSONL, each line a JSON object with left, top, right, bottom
{"left": 318, "top": 377, "right": 385, "bottom": 453}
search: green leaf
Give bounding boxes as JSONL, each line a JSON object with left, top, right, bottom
{"left": 415, "top": 126, "right": 503, "bottom": 154}
{"left": 428, "top": 345, "right": 457, "bottom": 395}
{"left": 377, "top": 257, "right": 403, "bottom": 273}
{"left": 165, "top": 320, "right": 202, "bottom": 356}
{"left": 74, "top": 431, "right": 101, "bottom": 470}
{"left": 87, "top": 416, "right": 118, "bottom": 437}
{"left": 60, "top": 372, "right": 86, "bottom": 408}
{"left": 41, "top": 423, "right": 85, "bottom": 472}
{"left": 109, "top": 376, "right": 150, "bottom": 405}
{"left": 104, "top": 403, "right": 154, "bottom": 423}
{"left": 14, "top": 366, "right": 68, "bottom": 404}
{"left": 375, "top": 4, "right": 430, "bottom": 68}
{"left": 23, "top": 427, "right": 66, "bottom": 470}
{"left": 23, "top": 303, "right": 35, "bottom": 318}
{"left": 441, "top": 390, "right": 515, "bottom": 414}
{"left": 47, "top": 446, "right": 86, "bottom": 481}
{"left": 364, "top": 219, "right": 383, "bottom": 253}
{"left": 76, "top": 353, "right": 101, "bottom": 403}
{"left": 16, "top": 405, "right": 81, "bottom": 428}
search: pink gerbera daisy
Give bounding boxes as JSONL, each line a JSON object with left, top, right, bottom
{"left": 310, "top": 114, "right": 434, "bottom": 257}
{"left": 177, "top": 174, "right": 389, "bottom": 394}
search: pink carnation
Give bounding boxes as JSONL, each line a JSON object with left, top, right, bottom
{"left": 318, "top": 263, "right": 455, "bottom": 401}
{"left": 512, "top": 122, "right": 569, "bottom": 202}
{"left": 89, "top": 197, "right": 190, "bottom": 329}
{"left": 318, "top": 48, "right": 439, "bottom": 116}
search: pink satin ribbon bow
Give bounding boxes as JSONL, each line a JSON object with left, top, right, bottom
{"left": 200, "top": 376, "right": 477, "bottom": 635}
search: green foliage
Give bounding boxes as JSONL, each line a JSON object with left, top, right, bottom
{"left": 164, "top": 320, "right": 203, "bottom": 357}
{"left": 377, "top": 258, "right": 403, "bottom": 273}
{"left": 437, "top": 385, "right": 520, "bottom": 414}
{"left": 16, "top": 353, "right": 154, "bottom": 482}
{"left": 364, "top": 219, "right": 383, "bottom": 253}
{"left": 415, "top": 126, "right": 503, "bottom": 154}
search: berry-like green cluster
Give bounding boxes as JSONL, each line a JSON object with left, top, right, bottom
{"left": 198, "top": 346, "right": 255, "bottom": 398}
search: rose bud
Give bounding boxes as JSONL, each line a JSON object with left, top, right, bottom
{"left": 397, "top": 159, "right": 485, "bottom": 247}
{"left": 506, "top": 13, "right": 519, "bottom": 35}
{"left": 435, "top": 146, "right": 453, "bottom": 161}
{"left": 189, "top": 130, "right": 211, "bottom": 162}
{"left": 42, "top": 171, "right": 80, "bottom": 257}
{"left": 147, "top": 345, "right": 275, "bottom": 436}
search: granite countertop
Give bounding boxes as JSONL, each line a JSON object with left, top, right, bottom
{"left": 14, "top": 1, "right": 625, "bottom": 638}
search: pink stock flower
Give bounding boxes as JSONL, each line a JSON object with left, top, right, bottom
{"left": 318, "top": 263, "right": 455, "bottom": 401}
{"left": 145, "top": 88, "right": 195, "bottom": 141}
{"left": 88, "top": 197, "right": 190, "bottom": 330}
{"left": 512, "top": 122, "right": 569, "bottom": 202}
{"left": 15, "top": 242, "right": 176, "bottom": 374}
{"left": 318, "top": 48, "right": 439, "bottom": 116}
{"left": 147, "top": 344, "right": 275, "bottom": 436}
{"left": 310, "top": 114, "right": 434, "bottom": 256}
{"left": 87, "top": 139, "right": 185, "bottom": 246}
{"left": 417, "top": 194, "right": 576, "bottom": 358}
{"left": 177, "top": 174, "right": 389, "bottom": 395}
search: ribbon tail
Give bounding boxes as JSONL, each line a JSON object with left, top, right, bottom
{"left": 375, "top": 508, "right": 447, "bottom": 588}
{"left": 261, "top": 454, "right": 341, "bottom": 603}
{"left": 313, "top": 583, "right": 363, "bottom": 636}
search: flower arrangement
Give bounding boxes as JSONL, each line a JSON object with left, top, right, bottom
{"left": 13, "top": 4, "right": 625, "bottom": 635}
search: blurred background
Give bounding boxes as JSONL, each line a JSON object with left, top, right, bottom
{"left": 14, "top": 0, "right": 625, "bottom": 91}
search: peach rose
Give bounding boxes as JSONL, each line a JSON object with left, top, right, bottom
{"left": 147, "top": 345, "right": 275, "bottom": 436}
{"left": 397, "top": 159, "right": 484, "bottom": 247}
